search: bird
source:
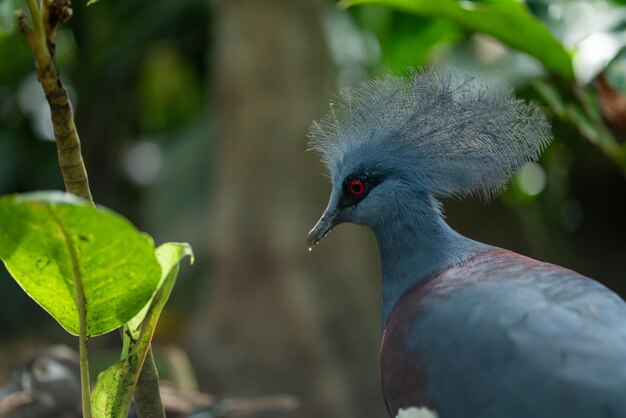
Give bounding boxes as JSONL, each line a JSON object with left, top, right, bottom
{"left": 306, "top": 67, "right": 626, "bottom": 418}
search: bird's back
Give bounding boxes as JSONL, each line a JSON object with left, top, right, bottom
{"left": 381, "top": 249, "right": 626, "bottom": 418}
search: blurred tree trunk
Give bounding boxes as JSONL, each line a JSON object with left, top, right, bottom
{"left": 188, "top": 1, "right": 386, "bottom": 417}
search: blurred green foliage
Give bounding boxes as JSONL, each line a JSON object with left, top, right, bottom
{"left": 0, "top": 0, "right": 625, "bottom": 344}
{"left": 138, "top": 45, "right": 203, "bottom": 133}
{"left": 346, "top": 0, "right": 574, "bottom": 80}
{"left": 0, "top": 0, "right": 210, "bottom": 337}
{"left": 0, "top": 0, "right": 16, "bottom": 35}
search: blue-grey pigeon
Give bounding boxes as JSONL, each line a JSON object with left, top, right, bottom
{"left": 306, "top": 68, "right": 626, "bottom": 418}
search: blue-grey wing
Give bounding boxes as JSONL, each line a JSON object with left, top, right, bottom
{"left": 411, "top": 267, "right": 626, "bottom": 418}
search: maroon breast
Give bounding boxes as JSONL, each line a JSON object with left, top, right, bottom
{"left": 380, "top": 280, "right": 437, "bottom": 416}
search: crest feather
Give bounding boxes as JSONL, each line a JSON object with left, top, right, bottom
{"left": 308, "top": 67, "right": 552, "bottom": 199}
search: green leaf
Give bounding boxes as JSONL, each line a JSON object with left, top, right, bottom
{"left": 90, "top": 361, "right": 135, "bottom": 418}
{"left": 0, "top": 0, "right": 16, "bottom": 34}
{"left": 342, "top": 0, "right": 574, "bottom": 81}
{"left": 0, "top": 191, "right": 161, "bottom": 336}
{"left": 92, "top": 242, "right": 192, "bottom": 418}
{"left": 126, "top": 242, "right": 194, "bottom": 339}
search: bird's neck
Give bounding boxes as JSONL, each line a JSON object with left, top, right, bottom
{"left": 373, "top": 199, "right": 486, "bottom": 329}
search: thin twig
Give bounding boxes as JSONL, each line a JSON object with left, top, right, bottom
{"left": 16, "top": 11, "right": 36, "bottom": 49}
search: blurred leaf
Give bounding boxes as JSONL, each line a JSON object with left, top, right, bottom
{"left": 351, "top": 6, "right": 463, "bottom": 68}
{"left": 0, "top": 191, "right": 161, "bottom": 336}
{"left": 382, "top": 15, "right": 462, "bottom": 67}
{"left": 534, "top": 79, "right": 625, "bottom": 169}
{"left": 532, "top": 79, "right": 566, "bottom": 117}
{"left": 343, "top": 0, "right": 574, "bottom": 81}
{"left": 92, "top": 242, "right": 192, "bottom": 418}
{"left": 125, "top": 242, "right": 193, "bottom": 339}
{"left": 567, "top": 104, "right": 599, "bottom": 142}
{"left": 0, "top": 31, "right": 34, "bottom": 83}
{"left": 138, "top": 45, "right": 203, "bottom": 132}
{"left": 0, "top": 0, "right": 15, "bottom": 34}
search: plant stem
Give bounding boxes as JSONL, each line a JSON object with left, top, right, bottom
{"left": 20, "top": 0, "right": 93, "bottom": 202}
{"left": 571, "top": 85, "right": 626, "bottom": 172}
{"left": 21, "top": 2, "right": 94, "bottom": 414}
{"left": 78, "top": 333, "right": 92, "bottom": 418}
{"left": 533, "top": 78, "right": 626, "bottom": 175}
{"left": 26, "top": 0, "right": 44, "bottom": 41}
{"left": 66, "top": 234, "right": 93, "bottom": 418}
{"left": 18, "top": 2, "right": 166, "bottom": 417}
{"left": 22, "top": 0, "right": 94, "bottom": 411}
{"left": 51, "top": 209, "right": 93, "bottom": 418}
{"left": 134, "top": 348, "right": 166, "bottom": 418}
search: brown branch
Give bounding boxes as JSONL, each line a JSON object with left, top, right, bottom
{"left": 44, "top": 0, "right": 73, "bottom": 41}
{"left": 19, "top": 0, "right": 92, "bottom": 202}
{"left": 16, "top": 11, "right": 36, "bottom": 50}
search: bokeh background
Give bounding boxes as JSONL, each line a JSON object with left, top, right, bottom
{"left": 1, "top": 0, "right": 626, "bottom": 417}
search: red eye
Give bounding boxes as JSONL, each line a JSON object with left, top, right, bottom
{"left": 348, "top": 179, "right": 365, "bottom": 196}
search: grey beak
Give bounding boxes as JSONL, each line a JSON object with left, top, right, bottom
{"left": 307, "top": 209, "right": 338, "bottom": 250}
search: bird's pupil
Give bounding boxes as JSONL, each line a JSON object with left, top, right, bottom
{"left": 349, "top": 179, "right": 365, "bottom": 195}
